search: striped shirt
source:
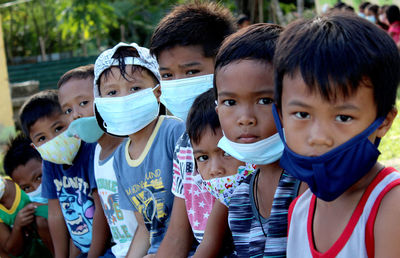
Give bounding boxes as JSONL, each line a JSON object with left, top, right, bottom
{"left": 228, "top": 169, "right": 300, "bottom": 257}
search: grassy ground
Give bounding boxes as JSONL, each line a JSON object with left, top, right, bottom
{"left": 379, "top": 97, "right": 400, "bottom": 169}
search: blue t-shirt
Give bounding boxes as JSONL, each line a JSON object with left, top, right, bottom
{"left": 42, "top": 142, "right": 97, "bottom": 253}
{"left": 114, "top": 116, "right": 185, "bottom": 254}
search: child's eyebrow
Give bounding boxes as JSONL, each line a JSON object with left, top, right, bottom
{"left": 333, "top": 104, "right": 361, "bottom": 111}
{"left": 193, "top": 149, "right": 205, "bottom": 155}
{"left": 287, "top": 100, "right": 311, "bottom": 108}
{"left": 218, "top": 91, "right": 236, "bottom": 98}
{"left": 178, "top": 62, "right": 202, "bottom": 68}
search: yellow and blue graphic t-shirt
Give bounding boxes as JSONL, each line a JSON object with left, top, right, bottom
{"left": 42, "top": 142, "right": 97, "bottom": 254}
{"left": 114, "top": 116, "right": 185, "bottom": 254}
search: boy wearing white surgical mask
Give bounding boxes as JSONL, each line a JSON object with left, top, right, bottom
{"left": 93, "top": 42, "right": 185, "bottom": 256}
{"left": 149, "top": 3, "right": 236, "bottom": 257}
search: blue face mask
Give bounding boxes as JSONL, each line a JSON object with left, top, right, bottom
{"left": 67, "top": 116, "right": 104, "bottom": 143}
{"left": 217, "top": 132, "right": 284, "bottom": 165}
{"left": 272, "top": 104, "right": 384, "bottom": 202}
{"left": 366, "top": 15, "right": 376, "bottom": 23}
{"left": 160, "top": 74, "right": 214, "bottom": 121}
{"left": 358, "top": 12, "right": 365, "bottom": 18}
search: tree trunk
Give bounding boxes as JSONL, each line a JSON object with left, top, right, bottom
{"left": 258, "top": 0, "right": 264, "bottom": 23}
{"left": 271, "top": 0, "right": 285, "bottom": 25}
{"left": 297, "top": 0, "right": 304, "bottom": 17}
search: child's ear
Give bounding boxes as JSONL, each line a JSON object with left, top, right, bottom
{"left": 375, "top": 108, "right": 398, "bottom": 138}
{"left": 155, "top": 84, "right": 162, "bottom": 101}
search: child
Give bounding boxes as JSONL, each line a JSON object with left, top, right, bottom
{"left": 149, "top": 3, "right": 236, "bottom": 256}
{"left": 214, "top": 23, "right": 305, "bottom": 257}
{"left": 0, "top": 175, "right": 52, "bottom": 257}
{"left": 18, "top": 90, "right": 106, "bottom": 257}
{"left": 4, "top": 134, "right": 45, "bottom": 202}
{"left": 93, "top": 42, "right": 185, "bottom": 256}
{"left": 58, "top": 64, "right": 137, "bottom": 258}
{"left": 273, "top": 13, "right": 400, "bottom": 257}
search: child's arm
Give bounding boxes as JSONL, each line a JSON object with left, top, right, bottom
{"left": 126, "top": 211, "right": 150, "bottom": 258}
{"left": 374, "top": 186, "right": 400, "bottom": 257}
{"left": 87, "top": 189, "right": 110, "bottom": 258}
{"left": 193, "top": 200, "right": 229, "bottom": 258}
{"left": 48, "top": 198, "right": 70, "bottom": 258}
{"left": 0, "top": 203, "right": 36, "bottom": 256}
{"left": 155, "top": 197, "right": 194, "bottom": 258}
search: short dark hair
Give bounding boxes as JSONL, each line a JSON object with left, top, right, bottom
{"left": 3, "top": 134, "right": 42, "bottom": 177}
{"left": 98, "top": 46, "right": 158, "bottom": 95}
{"left": 214, "top": 23, "right": 283, "bottom": 95}
{"left": 57, "top": 64, "right": 94, "bottom": 89}
{"left": 386, "top": 5, "right": 400, "bottom": 24}
{"left": 187, "top": 88, "right": 220, "bottom": 145}
{"left": 150, "top": 2, "right": 236, "bottom": 59}
{"left": 19, "top": 90, "right": 62, "bottom": 137}
{"left": 367, "top": 4, "right": 379, "bottom": 16}
{"left": 237, "top": 14, "right": 250, "bottom": 25}
{"left": 359, "top": 2, "right": 371, "bottom": 11}
{"left": 274, "top": 13, "right": 400, "bottom": 117}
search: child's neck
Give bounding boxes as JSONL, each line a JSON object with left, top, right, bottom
{"left": 97, "top": 134, "right": 123, "bottom": 160}
{"left": 127, "top": 117, "right": 160, "bottom": 160}
{"left": 254, "top": 161, "right": 283, "bottom": 218}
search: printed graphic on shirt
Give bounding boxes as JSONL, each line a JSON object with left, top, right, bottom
{"left": 58, "top": 187, "right": 94, "bottom": 252}
{"left": 97, "top": 178, "right": 133, "bottom": 243}
{"left": 125, "top": 169, "right": 168, "bottom": 226}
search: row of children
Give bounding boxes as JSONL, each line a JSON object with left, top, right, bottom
{"left": 1, "top": 1, "right": 400, "bottom": 257}
{"left": 325, "top": 1, "right": 400, "bottom": 46}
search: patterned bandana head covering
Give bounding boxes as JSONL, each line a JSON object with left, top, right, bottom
{"left": 93, "top": 42, "right": 160, "bottom": 98}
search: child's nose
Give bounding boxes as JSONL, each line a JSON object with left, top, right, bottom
{"left": 209, "top": 160, "right": 225, "bottom": 178}
{"left": 72, "top": 109, "right": 82, "bottom": 120}
{"left": 237, "top": 109, "right": 257, "bottom": 127}
{"left": 307, "top": 121, "right": 334, "bottom": 149}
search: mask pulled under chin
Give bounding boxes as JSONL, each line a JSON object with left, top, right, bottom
{"left": 217, "top": 132, "right": 284, "bottom": 165}
{"left": 272, "top": 104, "right": 384, "bottom": 202}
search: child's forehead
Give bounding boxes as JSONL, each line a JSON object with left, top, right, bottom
{"left": 158, "top": 45, "right": 209, "bottom": 64}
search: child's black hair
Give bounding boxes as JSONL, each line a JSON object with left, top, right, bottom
{"left": 57, "top": 64, "right": 94, "bottom": 89}
{"left": 3, "top": 134, "right": 42, "bottom": 178}
{"left": 187, "top": 88, "right": 220, "bottom": 145}
{"left": 359, "top": 2, "right": 371, "bottom": 11}
{"left": 386, "top": 5, "right": 400, "bottom": 24}
{"left": 19, "top": 90, "right": 62, "bottom": 137}
{"left": 98, "top": 46, "right": 159, "bottom": 95}
{"left": 214, "top": 23, "right": 283, "bottom": 96}
{"left": 274, "top": 13, "right": 400, "bottom": 117}
{"left": 150, "top": 1, "right": 236, "bottom": 59}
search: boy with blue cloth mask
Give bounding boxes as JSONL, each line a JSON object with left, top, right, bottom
{"left": 93, "top": 42, "right": 185, "bottom": 256}
{"left": 58, "top": 64, "right": 137, "bottom": 258}
{"left": 273, "top": 13, "right": 400, "bottom": 257}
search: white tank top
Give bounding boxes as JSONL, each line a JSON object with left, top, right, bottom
{"left": 287, "top": 167, "right": 400, "bottom": 258}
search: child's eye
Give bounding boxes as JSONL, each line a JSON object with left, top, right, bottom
{"left": 161, "top": 73, "right": 172, "bottom": 79}
{"left": 294, "top": 112, "right": 310, "bottom": 119}
{"left": 335, "top": 115, "right": 353, "bottom": 123}
{"left": 38, "top": 136, "right": 46, "bottom": 142}
{"left": 22, "top": 186, "right": 30, "bottom": 192}
{"left": 130, "top": 86, "right": 141, "bottom": 92}
{"left": 107, "top": 90, "right": 117, "bottom": 96}
{"left": 222, "top": 100, "right": 236, "bottom": 106}
{"left": 258, "top": 98, "right": 273, "bottom": 105}
{"left": 55, "top": 126, "right": 64, "bottom": 133}
{"left": 79, "top": 101, "right": 89, "bottom": 107}
{"left": 36, "top": 175, "right": 42, "bottom": 182}
{"left": 186, "top": 70, "right": 200, "bottom": 76}
{"left": 196, "top": 155, "right": 209, "bottom": 162}
{"left": 64, "top": 108, "right": 72, "bottom": 115}
{"left": 223, "top": 152, "right": 231, "bottom": 157}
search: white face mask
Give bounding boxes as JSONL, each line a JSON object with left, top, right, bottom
{"left": 27, "top": 184, "right": 47, "bottom": 204}
{"left": 160, "top": 74, "right": 214, "bottom": 121}
{"left": 35, "top": 131, "right": 81, "bottom": 165}
{"left": 95, "top": 85, "right": 160, "bottom": 136}
{"left": 67, "top": 116, "right": 104, "bottom": 143}
{"left": 218, "top": 133, "right": 284, "bottom": 165}
{"left": 0, "top": 177, "right": 5, "bottom": 200}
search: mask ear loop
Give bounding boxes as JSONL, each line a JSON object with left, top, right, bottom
{"left": 254, "top": 169, "right": 268, "bottom": 237}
